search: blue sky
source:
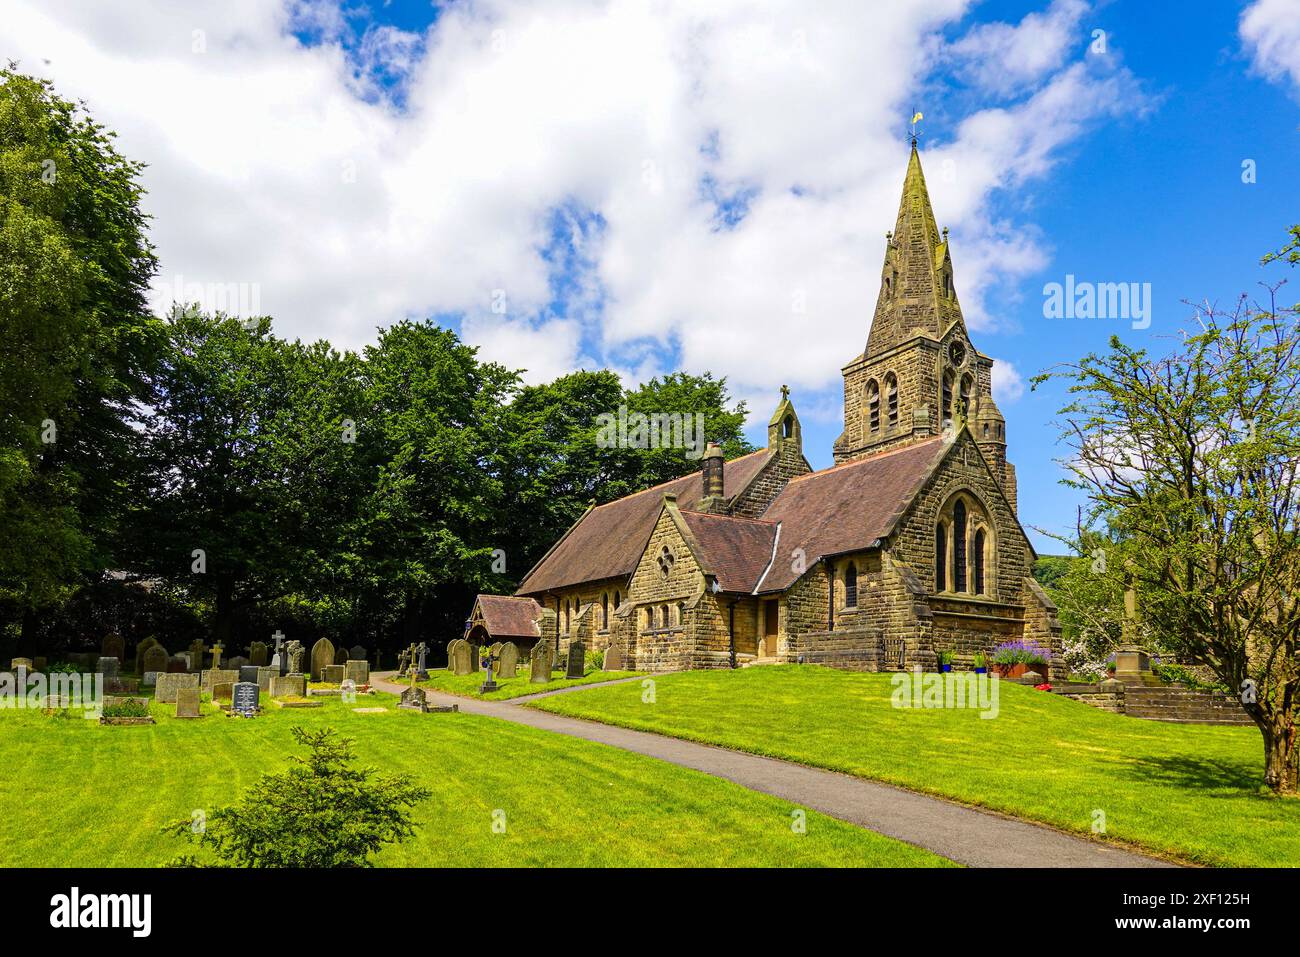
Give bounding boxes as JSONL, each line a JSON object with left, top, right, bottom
{"left": 7, "top": 0, "right": 1299, "bottom": 552}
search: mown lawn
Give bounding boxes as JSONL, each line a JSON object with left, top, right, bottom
{"left": 0, "top": 691, "right": 950, "bottom": 868}
{"left": 407, "top": 668, "right": 641, "bottom": 700}
{"left": 529, "top": 665, "right": 1300, "bottom": 867}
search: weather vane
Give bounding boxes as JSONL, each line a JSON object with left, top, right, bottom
{"left": 909, "top": 110, "right": 923, "bottom": 147}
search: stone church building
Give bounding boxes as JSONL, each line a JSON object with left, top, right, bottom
{"left": 469, "top": 144, "right": 1062, "bottom": 677}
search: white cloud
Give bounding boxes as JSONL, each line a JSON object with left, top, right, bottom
{"left": 1241, "top": 0, "right": 1300, "bottom": 93}
{"left": 0, "top": 0, "right": 1151, "bottom": 412}
{"left": 948, "top": 0, "right": 1090, "bottom": 96}
{"left": 991, "top": 361, "right": 1026, "bottom": 403}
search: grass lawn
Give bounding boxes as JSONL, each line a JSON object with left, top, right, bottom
{"left": 406, "top": 668, "right": 641, "bottom": 701}
{"left": 0, "top": 691, "right": 950, "bottom": 868}
{"left": 529, "top": 665, "right": 1300, "bottom": 867}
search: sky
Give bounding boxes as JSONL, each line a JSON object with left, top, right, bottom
{"left": 3, "top": 0, "right": 1299, "bottom": 553}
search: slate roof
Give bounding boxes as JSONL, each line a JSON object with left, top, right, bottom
{"left": 516, "top": 449, "right": 773, "bottom": 595}
{"left": 755, "top": 437, "right": 948, "bottom": 593}
{"left": 677, "top": 510, "right": 778, "bottom": 594}
{"left": 473, "top": 595, "right": 543, "bottom": 638}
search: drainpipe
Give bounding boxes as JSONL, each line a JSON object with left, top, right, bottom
{"left": 826, "top": 559, "right": 835, "bottom": 631}
{"left": 728, "top": 600, "right": 737, "bottom": 669}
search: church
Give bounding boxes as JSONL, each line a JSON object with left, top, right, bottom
{"left": 465, "top": 142, "right": 1062, "bottom": 677}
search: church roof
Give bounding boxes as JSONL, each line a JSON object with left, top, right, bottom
{"left": 515, "top": 448, "right": 774, "bottom": 595}
{"left": 677, "top": 510, "right": 778, "bottom": 594}
{"left": 755, "top": 436, "right": 948, "bottom": 593}
{"left": 472, "top": 595, "right": 543, "bottom": 639}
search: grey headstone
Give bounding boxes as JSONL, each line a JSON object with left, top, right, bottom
{"left": 101, "top": 633, "right": 125, "bottom": 661}
{"left": 231, "top": 682, "right": 260, "bottom": 716}
{"left": 202, "top": 669, "right": 239, "bottom": 693}
{"left": 155, "top": 672, "right": 199, "bottom": 704}
{"left": 256, "top": 666, "right": 276, "bottom": 692}
{"left": 566, "top": 640, "right": 585, "bottom": 679}
{"left": 239, "top": 665, "right": 260, "bottom": 684}
{"left": 530, "top": 639, "right": 554, "bottom": 684}
{"left": 96, "top": 656, "right": 120, "bottom": 676}
{"left": 270, "top": 674, "right": 306, "bottom": 699}
{"left": 143, "top": 645, "right": 169, "bottom": 675}
{"left": 175, "top": 687, "right": 201, "bottom": 718}
{"left": 322, "top": 664, "right": 346, "bottom": 684}
{"left": 309, "top": 638, "right": 335, "bottom": 681}
{"left": 142, "top": 671, "right": 161, "bottom": 687}
{"left": 349, "top": 645, "right": 366, "bottom": 662}
{"left": 248, "top": 642, "right": 268, "bottom": 667}
{"left": 497, "top": 642, "right": 519, "bottom": 678}
{"left": 344, "top": 659, "right": 369, "bottom": 685}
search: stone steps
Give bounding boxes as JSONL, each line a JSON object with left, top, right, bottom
{"left": 1121, "top": 686, "right": 1253, "bottom": 726}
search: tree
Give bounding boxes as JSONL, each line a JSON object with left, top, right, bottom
{"left": 130, "top": 313, "right": 365, "bottom": 645}
{"left": 1035, "top": 240, "right": 1300, "bottom": 794}
{"left": 165, "top": 727, "right": 430, "bottom": 867}
{"left": 0, "top": 68, "right": 160, "bottom": 647}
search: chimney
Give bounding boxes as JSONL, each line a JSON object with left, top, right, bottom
{"left": 701, "top": 442, "right": 725, "bottom": 510}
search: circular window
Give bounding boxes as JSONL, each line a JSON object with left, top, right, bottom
{"left": 948, "top": 340, "right": 967, "bottom": 367}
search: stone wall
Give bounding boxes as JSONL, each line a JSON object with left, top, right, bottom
{"left": 729, "top": 441, "right": 810, "bottom": 519}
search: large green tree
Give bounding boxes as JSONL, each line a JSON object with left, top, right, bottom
{"left": 1036, "top": 235, "right": 1300, "bottom": 793}
{"left": 0, "top": 68, "right": 160, "bottom": 648}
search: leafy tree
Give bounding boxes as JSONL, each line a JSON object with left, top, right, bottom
{"left": 0, "top": 68, "right": 160, "bottom": 647}
{"left": 1035, "top": 240, "right": 1300, "bottom": 794}
{"left": 165, "top": 727, "right": 430, "bottom": 867}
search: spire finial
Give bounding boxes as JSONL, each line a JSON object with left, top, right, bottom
{"left": 780, "top": 384, "right": 790, "bottom": 402}
{"left": 909, "top": 110, "right": 923, "bottom": 148}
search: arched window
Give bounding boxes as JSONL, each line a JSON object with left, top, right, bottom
{"left": 677, "top": 601, "right": 685, "bottom": 625}
{"left": 661, "top": 604, "right": 670, "bottom": 628}
{"left": 885, "top": 374, "right": 899, "bottom": 428}
{"left": 844, "top": 561, "right": 858, "bottom": 608}
{"left": 942, "top": 370, "right": 955, "bottom": 422}
{"left": 866, "top": 380, "right": 880, "bottom": 433}
{"left": 973, "top": 529, "right": 986, "bottom": 595}
{"left": 783, "top": 414, "right": 794, "bottom": 438}
{"left": 614, "top": 590, "right": 621, "bottom": 610}
{"left": 644, "top": 607, "right": 653, "bottom": 629}
{"left": 935, "top": 523, "right": 946, "bottom": 592}
{"left": 959, "top": 375, "right": 973, "bottom": 418}
{"left": 953, "top": 499, "right": 968, "bottom": 592}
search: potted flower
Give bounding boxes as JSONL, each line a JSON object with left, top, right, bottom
{"left": 937, "top": 650, "right": 953, "bottom": 673}
{"left": 990, "top": 640, "right": 1051, "bottom": 679}
{"left": 972, "top": 652, "right": 987, "bottom": 675}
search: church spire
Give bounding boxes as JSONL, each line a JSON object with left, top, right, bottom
{"left": 864, "top": 141, "right": 965, "bottom": 356}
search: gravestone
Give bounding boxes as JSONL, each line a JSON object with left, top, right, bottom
{"left": 334, "top": 645, "right": 348, "bottom": 666}
{"left": 603, "top": 641, "right": 625, "bottom": 671}
{"left": 248, "top": 641, "right": 268, "bottom": 667}
{"left": 479, "top": 654, "right": 497, "bottom": 694}
{"left": 451, "top": 640, "right": 474, "bottom": 676}
{"left": 134, "top": 636, "right": 160, "bottom": 677}
{"left": 322, "top": 664, "right": 346, "bottom": 684}
{"left": 256, "top": 666, "right": 276, "bottom": 692}
{"left": 270, "top": 675, "right": 306, "bottom": 699}
{"left": 97, "top": 656, "right": 120, "bottom": 676}
{"left": 444, "top": 639, "right": 463, "bottom": 671}
{"left": 143, "top": 645, "right": 169, "bottom": 676}
{"left": 166, "top": 656, "right": 189, "bottom": 673}
{"left": 154, "top": 670, "right": 197, "bottom": 702}
{"left": 239, "top": 665, "right": 260, "bottom": 684}
{"left": 530, "top": 639, "right": 554, "bottom": 684}
{"left": 10, "top": 657, "right": 33, "bottom": 671}
{"left": 566, "top": 640, "right": 585, "bottom": 679}
{"left": 209, "top": 643, "right": 225, "bottom": 670}
{"left": 226, "top": 655, "right": 249, "bottom": 672}
{"left": 142, "top": 672, "right": 161, "bottom": 687}
{"left": 101, "top": 633, "right": 125, "bottom": 661}
{"left": 309, "top": 638, "right": 335, "bottom": 681}
{"left": 414, "top": 642, "right": 429, "bottom": 679}
{"left": 344, "top": 659, "right": 370, "bottom": 685}
{"left": 103, "top": 676, "right": 139, "bottom": 693}
{"left": 188, "top": 640, "right": 206, "bottom": 673}
{"left": 231, "top": 682, "right": 260, "bottom": 717}
{"left": 488, "top": 642, "right": 502, "bottom": 660}
{"left": 497, "top": 641, "right": 519, "bottom": 678}
{"left": 175, "top": 687, "right": 201, "bottom": 719}
{"left": 202, "top": 668, "right": 239, "bottom": 693}
{"left": 349, "top": 645, "right": 366, "bottom": 662}
{"left": 285, "top": 640, "right": 305, "bottom": 676}
{"left": 212, "top": 682, "right": 234, "bottom": 703}
{"left": 268, "top": 630, "right": 287, "bottom": 674}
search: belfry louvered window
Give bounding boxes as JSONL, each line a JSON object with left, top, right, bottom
{"left": 886, "top": 374, "right": 899, "bottom": 428}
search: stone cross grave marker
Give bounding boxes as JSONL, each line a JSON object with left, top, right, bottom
{"left": 210, "top": 642, "right": 224, "bottom": 670}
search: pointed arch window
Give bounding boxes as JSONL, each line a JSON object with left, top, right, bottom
{"left": 973, "top": 528, "right": 986, "bottom": 595}
{"left": 614, "top": 590, "right": 621, "bottom": 610}
{"left": 866, "top": 380, "right": 880, "bottom": 433}
{"left": 844, "top": 561, "right": 858, "bottom": 608}
{"left": 935, "top": 523, "right": 946, "bottom": 592}
{"left": 942, "top": 370, "right": 955, "bottom": 422}
{"left": 886, "top": 373, "right": 899, "bottom": 428}
{"left": 953, "top": 499, "right": 968, "bottom": 592}
{"left": 960, "top": 374, "right": 973, "bottom": 418}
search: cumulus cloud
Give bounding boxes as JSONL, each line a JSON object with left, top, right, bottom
{"left": 1241, "top": 0, "right": 1300, "bottom": 93}
{"left": 1, "top": 0, "right": 1151, "bottom": 410}
{"left": 948, "top": 0, "right": 1090, "bottom": 96}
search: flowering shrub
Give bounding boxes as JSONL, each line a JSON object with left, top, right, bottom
{"left": 990, "top": 640, "right": 1051, "bottom": 666}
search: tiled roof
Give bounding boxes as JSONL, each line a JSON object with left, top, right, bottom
{"left": 473, "top": 595, "right": 543, "bottom": 639}
{"left": 516, "top": 449, "right": 773, "bottom": 595}
{"left": 756, "top": 437, "right": 948, "bottom": 593}
{"left": 677, "top": 510, "right": 778, "bottom": 594}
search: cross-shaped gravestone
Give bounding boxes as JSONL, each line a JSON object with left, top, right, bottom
{"left": 406, "top": 643, "right": 420, "bottom": 690}
{"left": 211, "top": 642, "right": 224, "bottom": 670}
{"left": 415, "top": 641, "right": 429, "bottom": 678}
{"left": 272, "top": 630, "right": 285, "bottom": 653}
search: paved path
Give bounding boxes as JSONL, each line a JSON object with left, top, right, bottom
{"left": 374, "top": 672, "right": 1173, "bottom": 868}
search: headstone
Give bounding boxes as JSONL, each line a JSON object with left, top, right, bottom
{"left": 488, "top": 642, "right": 502, "bottom": 660}
{"left": 270, "top": 674, "right": 306, "bottom": 699}
{"left": 268, "top": 630, "right": 287, "bottom": 673}
{"left": 96, "top": 656, "right": 120, "bottom": 676}
{"left": 134, "top": 636, "right": 160, "bottom": 676}
{"left": 399, "top": 685, "right": 429, "bottom": 712}
{"left": 10, "top": 656, "right": 33, "bottom": 671}
{"left": 479, "top": 653, "right": 497, "bottom": 694}
{"left": 142, "top": 671, "right": 161, "bottom": 687}
{"left": 213, "top": 682, "right": 233, "bottom": 702}
{"left": 202, "top": 669, "right": 239, "bottom": 693}
{"left": 239, "top": 665, "right": 260, "bottom": 684}
{"left": 286, "top": 640, "right": 305, "bottom": 675}
{"left": 530, "top": 639, "right": 554, "bottom": 684}
{"left": 310, "top": 638, "right": 335, "bottom": 681}
{"left": 444, "top": 639, "right": 463, "bottom": 671}
{"left": 154, "top": 670, "right": 197, "bottom": 702}
{"left": 415, "top": 642, "right": 429, "bottom": 679}
{"left": 344, "top": 659, "right": 370, "bottom": 685}
{"left": 175, "top": 687, "right": 201, "bottom": 719}
{"left": 334, "top": 645, "right": 348, "bottom": 666}
{"left": 451, "top": 640, "right": 474, "bottom": 676}
{"left": 603, "top": 641, "right": 625, "bottom": 671}
{"left": 396, "top": 645, "right": 412, "bottom": 677}
{"left": 210, "top": 642, "right": 225, "bottom": 670}
{"left": 226, "top": 655, "right": 249, "bottom": 672}
{"left": 248, "top": 641, "right": 268, "bottom": 667}
{"left": 188, "top": 640, "right": 206, "bottom": 673}
{"left": 349, "top": 645, "right": 366, "bottom": 662}
{"left": 166, "top": 656, "right": 189, "bottom": 673}
{"left": 256, "top": 666, "right": 276, "bottom": 692}
{"left": 497, "top": 641, "right": 519, "bottom": 678}
{"left": 566, "top": 640, "right": 585, "bottom": 679}
{"left": 103, "top": 676, "right": 138, "bottom": 693}
{"left": 322, "top": 664, "right": 346, "bottom": 684}
{"left": 231, "top": 682, "right": 260, "bottom": 717}
{"left": 102, "top": 632, "right": 125, "bottom": 661}
{"left": 143, "top": 645, "right": 169, "bottom": 676}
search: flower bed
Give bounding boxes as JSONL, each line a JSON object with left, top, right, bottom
{"left": 989, "top": 640, "right": 1051, "bottom": 678}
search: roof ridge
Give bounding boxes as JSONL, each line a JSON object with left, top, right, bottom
{"left": 588, "top": 447, "right": 771, "bottom": 511}
{"left": 788, "top": 436, "right": 945, "bottom": 483}
{"left": 678, "top": 509, "right": 777, "bottom": 526}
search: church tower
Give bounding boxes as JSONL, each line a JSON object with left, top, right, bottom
{"left": 834, "top": 138, "right": 1013, "bottom": 509}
